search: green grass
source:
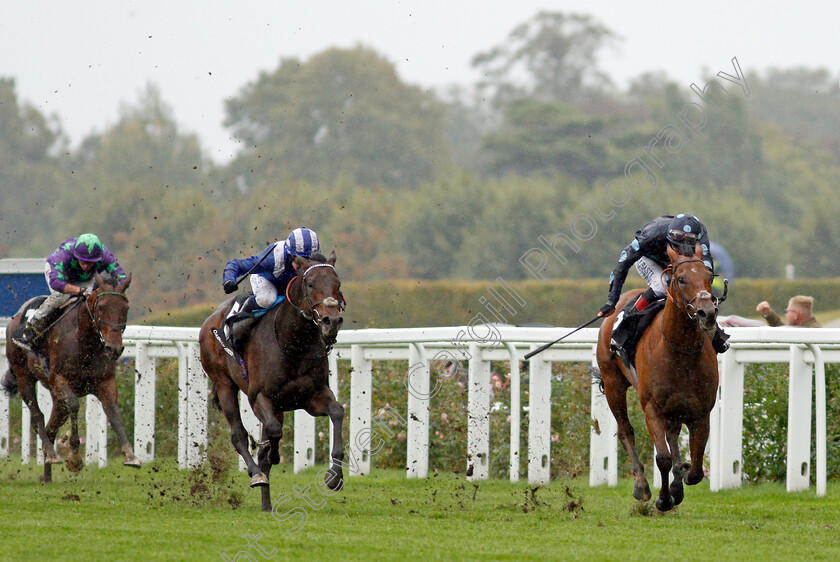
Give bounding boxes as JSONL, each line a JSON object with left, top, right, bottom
{"left": 1, "top": 457, "right": 839, "bottom": 561}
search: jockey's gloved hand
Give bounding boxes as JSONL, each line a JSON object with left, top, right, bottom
{"left": 223, "top": 280, "right": 238, "bottom": 294}
{"left": 78, "top": 287, "right": 91, "bottom": 297}
{"left": 598, "top": 303, "right": 616, "bottom": 317}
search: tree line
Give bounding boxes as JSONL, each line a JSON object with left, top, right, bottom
{"left": 1, "top": 11, "right": 838, "bottom": 320}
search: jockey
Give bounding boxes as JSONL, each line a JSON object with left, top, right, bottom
{"left": 597, "top": 214, "right": 730, "bottom": 362}
{"left": 12, "top": 233, "right": 127, "bottom": 350}
{"left": 221, "top": 227, "right": 320, "bottom": 335}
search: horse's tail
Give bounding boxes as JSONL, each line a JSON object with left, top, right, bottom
{"left": 589, "top": 365, "right": 605, "bottom": 395}
{"left": 209, "top": 381, "right": 221, "bottom": 411}
{"left": 1, "top": 369, "right": 18, "bottom": 397}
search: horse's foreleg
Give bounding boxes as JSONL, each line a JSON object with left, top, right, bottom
{"left": 643, "top": 404, "right": 674, "bottom": 512}
{"left": 686, "top": 416, "right": 711, "bottom": 486}
{"left": 325, "top": 400, "right": 345, "bottom": 491}
{"left": 253, "top": 392, "right": 283, "bottom": 512}
{"left": 95, "top": 377, "right": 140, "bottom": 468}
{"left": 216, "top": 383, "right": 266, "bottom": 487}
{"left": 50, "top": 377, "right": 83, "bottom": 472}
{"left": 665, "top": 425, "right": 687, "bottom": 506}
{"left": 306, "top": 391, "right": 345, "bottom": 491}
{"left": 17, "top": 373, "right": 62, "bottom": 467}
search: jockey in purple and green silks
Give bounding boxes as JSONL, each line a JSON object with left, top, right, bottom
{"left": 11, "top": 233, "right": 126, "bottom": 350}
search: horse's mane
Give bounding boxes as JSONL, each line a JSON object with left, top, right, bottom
{"left": 95, "top": 272, "right": 121, "bottom": 289}
{"left": 309, "top": 251, "right": 328, "bottom": 263}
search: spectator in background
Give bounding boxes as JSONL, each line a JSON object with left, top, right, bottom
{"left": 756, "top": 295, "right": 821, "bottom": 328}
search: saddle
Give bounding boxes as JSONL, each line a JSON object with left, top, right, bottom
{"left": 15, "top": 296, "right": 83, "bottom": 354}
{"left": 212, "top": 293, "right": 286, "bottom": 359}
{"left": 611, "top": 296, "right": 666, "bottom": 369}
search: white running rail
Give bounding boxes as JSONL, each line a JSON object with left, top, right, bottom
{"left": 1, "top": 325, "right": 837, "bottom": 496}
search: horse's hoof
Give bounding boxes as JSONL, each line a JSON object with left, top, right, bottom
{"left": 45, "top": 454, "right": 63, "bottom": 465}
{"left": 66, "top": 458, "right": 84, "bottom": 473}
{"left": 685, "top": 470, "right": 704, "bottom": 486}
{"left": 670, "top": 482, "right": 685, "bottom": 506}
{"left": 325, "top": 469, "right": 344, "bottom": 491}
{"left": 655, "top": 497, "right": 674, "bottom": 512}
{"left": 633, "top": 483, "right": 651, "bottom": 502}
{"left": 124, "top": 459, "right": 142, "bottom": 469}
{"left": 250, "top": 473, "right": 269, "bottom": 487}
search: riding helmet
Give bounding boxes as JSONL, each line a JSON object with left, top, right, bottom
{"left": 286, "top": 227, "right": 320, "bottom": 258}
{"left": 74, "top": 233, "right": 104, "bottom": 262}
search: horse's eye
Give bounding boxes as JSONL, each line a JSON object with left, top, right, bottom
{"left": 677, "top": 276, "right": 686, "bottom": 285}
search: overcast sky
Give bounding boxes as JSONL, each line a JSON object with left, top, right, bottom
{"left": 1, "top": 1, "right": 837, "bottom": 164}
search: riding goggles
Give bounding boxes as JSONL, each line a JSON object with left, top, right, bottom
{"left": 667, "top": 230, "right": 698, "bottom": 244}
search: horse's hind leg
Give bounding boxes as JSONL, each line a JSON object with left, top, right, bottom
{"left": 215, "top": 382, "right": 267, "bottom": 488}
{"left": 643, "top": 404, "right": 674, "bottom": 512}
{"left": 17, "top": 372, "right": 62, "bottom": 467}
{"left": 685, "top": 416, "right": 711, "bottom": 486}
{"left": 95, "top": 377, "right": 140, "bottom": 468}
{"left": 602, "top": 371, "right": 650, "bottom": 501}
{"left": 306, "top": 389, "right": 345, "bottom": 491}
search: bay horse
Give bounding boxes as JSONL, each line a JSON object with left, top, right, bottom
{"left": 199, "top": 251, "right": 345, "bottom": 512}
{"left": 595, "top": 244, "right": 719, "bottom": 511}
{"left": 4, "top": 272, "right": 140, "bottom": 482}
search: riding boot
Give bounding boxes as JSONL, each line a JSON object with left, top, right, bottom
{"left": 711, "top": 325, "right": 730, "bottom": 354}
{"left": 610, "top": 288, "right": 657, "bottom": 368}
{"left": 226, "top": 296, "right": 259, "bottom": 350}
{"left": 11, "top": 315, "right": 49, "bottom": 351}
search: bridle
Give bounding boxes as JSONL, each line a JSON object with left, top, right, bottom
{"left": 279, "top": 262, "right": 346, "bottom": 355}
{"left": 84, "top": 289, "right": 128, "bottom": 346}
{"left": 285, "top": 263, "right": 346, "bottom": 326}
{"left": 661, "top": 259, "right": 721, "bottom": 322}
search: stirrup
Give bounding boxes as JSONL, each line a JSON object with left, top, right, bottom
{"left": 12, "top": 327, "right": 39, "bottom": 351}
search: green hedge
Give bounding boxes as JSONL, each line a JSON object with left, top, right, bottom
{"left": 138, "top": 278, "right": 840, "bottom": 328}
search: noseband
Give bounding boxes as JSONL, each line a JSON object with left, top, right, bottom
{"left": 85, "top": 290, "right": 129, "bottom": 346}
{"left": 285, "top": 263, "right": 346, "bottom": 326}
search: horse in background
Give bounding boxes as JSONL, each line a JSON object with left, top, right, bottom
{"left": 3, "top": 273, "right": 139, "bottom": 482}
{"left": 595, "top": 244, "right": 720, "bottom": 511}
{"left": 199, "top": 251, "right": 345, "bottom": 512}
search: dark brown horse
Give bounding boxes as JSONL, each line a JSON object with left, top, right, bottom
{"left": 4, "top": 273, "right": 139, "bottom": 482}
{"left": 199, "top": 251, "right": 345, "bottom": 512}
{"left": 596, "top": 244, "right": 719, "bottom": 511}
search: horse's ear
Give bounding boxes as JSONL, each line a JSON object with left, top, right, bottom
{"left": 328, "top": 250, "right": 336, "bottom": 266}
{"left": 666, "top": 244, "right": 679, "bottom": 263}
{"left": 118, "top": 272, "right": 132, "bottom": 292}
{"left": 94, "top": 272, "right": 105, "bottom": 288}
{"left": 693, "top": 242, "right": 703, "bottom": 259}
{"left": 293, "top": 255, "right": 309, "bottom": 269}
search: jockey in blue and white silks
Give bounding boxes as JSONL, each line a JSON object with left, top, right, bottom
{"left": 222, "top": 227, "right": 321, "bottom": 314}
